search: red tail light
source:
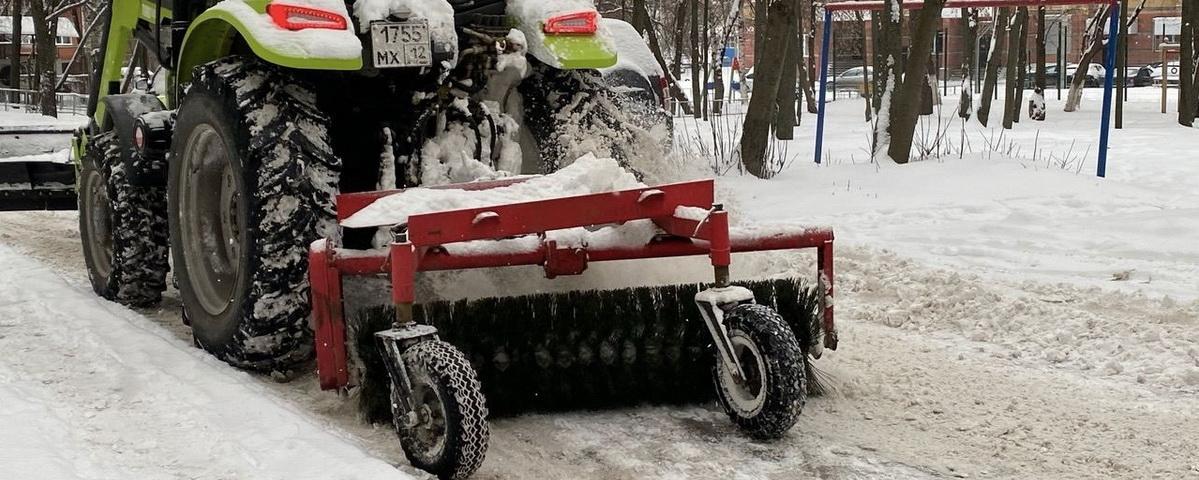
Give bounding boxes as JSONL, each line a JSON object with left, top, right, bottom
{"left": 267, "top": 3, "right": 348, "bottom": 31}
{"left": 543, "top": 11, "right": 598, "bottom": 35}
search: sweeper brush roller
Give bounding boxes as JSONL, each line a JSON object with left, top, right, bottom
{"left": 352, "top": 277, "right": 823, "bottom": 421}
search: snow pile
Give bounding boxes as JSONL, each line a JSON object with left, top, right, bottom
{"left": 0, "top": 148, "right": 69, "bottom": 164}
{"left": 213, "top": 0, "right": 361, "bottom": 60}
{"left": 344, "top": 153, "right": 642, "bottom": 228}
{"left": 495, "top": 29, "right": 530, "bottom": 77}
{"left": 0, "top": 244, "right": 407, "bottom": 479}
{"left": 352, "top": 0, "right": 457, "bottom": 67}
{"left": 839, "top": 247, "right": 1199, "bottom": 392}
{"left": 413, "top": 98, "right": 522, "bottom": 187}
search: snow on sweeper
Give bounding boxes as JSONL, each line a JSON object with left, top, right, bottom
{"left": 70, "top": 0, "right": 839, "bottom": 477}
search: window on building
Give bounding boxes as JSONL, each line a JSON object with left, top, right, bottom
{"left": 1153, "top": 17, "right": 1181, "bottom": 51}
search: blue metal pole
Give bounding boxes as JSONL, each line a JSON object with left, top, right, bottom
{"left": 1097, "top": 0, "right": 1120, "bottom": 178}
{"left": 814, "top": 9, "right": 833, "bottom": 164}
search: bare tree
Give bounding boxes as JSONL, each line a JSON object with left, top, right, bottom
{"left": 1031, "top": 5, "right": 1046, "bottom": 121}
{"left": 739, "top": 0, "right": 793, "bottom": 177}
{"left": 1181, "top": 0, "right": 1196, "bottom": 126}
{"left": 1003, "top": 7, "right": 1026, "bottom": 128}
{"left": 977, "top": 7, "right": 1010, "bottom": 126}
{"left": 774, "top": 0, "right": 798, "bottom": 139}
{"left": 27, "top": 0, "right": 85, "bottom": 116}
{"left": 797, "top": 0, "right": 817, "bottom": 114}
{"left": 958, "top": 7, "right": 977, "bottom": 120}
{"left": 690, "top": 0, "right": 701, "bottom": 117}
{"left": 1064, "top": 5, "right": 1109, "bottom": 112}
{"left": 630, "top": 0, "right": 693, "bottom": 116}
{"left": 858, "top": 11, "right": 872, "bottom": 121}
{"left": 871, "top": 0, "right": 902, "bottom": 155}
{"left": 9, "top": 0, "right": 22, "bottom": 94}
{"left": 885, "top": 0, "right": 948, "bottom": 163}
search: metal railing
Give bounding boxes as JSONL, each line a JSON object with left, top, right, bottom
{"left": 0, "top": 88, "right": 89, "bottom": 117}
{"left": 669, "top": 83, "right": 968, "bottom": 119}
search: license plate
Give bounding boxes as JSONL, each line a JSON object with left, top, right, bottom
{"left": 370, "top": 20, "right": 432, "bottom": 68}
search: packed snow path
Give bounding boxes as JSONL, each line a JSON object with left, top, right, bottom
{"left": 0, "top": 244, "right": 405, "bottom": 479}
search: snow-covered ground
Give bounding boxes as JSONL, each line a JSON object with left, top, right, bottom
{"left": 2, "top": 87, "right": 1198, "bottom": 479}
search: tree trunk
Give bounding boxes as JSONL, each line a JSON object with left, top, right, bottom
{"left": 30, "top": 0, "right": 57, "bottom": 117}
{"left": 774, "top": 0, "right": 798, "bottom": 139}
{"left": 672, "top": 1, "right": 686, "bottom": 79}
{"left": 958, "top": 7, "right": 977, "bottom": 120}
{"left": 1002, "top": 8, "right": 1023, "bottom": 129}
{"left": 1013, "top": 8, "right": 1028, "bottom": 124}
{"left": 1180, "top": 0, "right": 1196, "bottom": 126}
{"left": 740, "top": 0, "right": 793, "bottom": 177}
{"left": 886, "top": 0, "right": 947, "bottom": 163}
{"left": 9, "top": 0, "right": 22, "bottom": 95}
{"left": 860, "top": 11, "right": 872, "bottom": 121}
{"left": 872, "top": 0, "right": 903, "bottom": 156}
{"left": 701, "top": 0, "right": 711, "bottom": 119}
{"left": 690, "top": 0, "right": 702, "bottom": 117}
{"left": 1032, "top": 5, "right": 1047, "bottom": 120}
{"left": 1191, "top": 0, "right": 1199, "bottom": 124}
{"left": 977, "top": 7, "right": 1010, "bottom": 127}
{"left": 798, "top": 0, "right": 817, "bottom": 114}
{"left": 1115, "top": 0, "right": 1127, "bottom": 127}
{"left": 1065, "top": 6, "right": 1110, "bottom": 112}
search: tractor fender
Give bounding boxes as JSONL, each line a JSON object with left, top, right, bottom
{"left": 175, "top": 0, "right": 362, "bottom": 86}
{"left": 100, "top": 94, "right": 166, "bottom": 186}
{"left": 510, "top": 5, "right": 616, "bottom": 70}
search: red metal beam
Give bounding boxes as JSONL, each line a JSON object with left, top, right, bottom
{"left": 324, "top": 228, "right": 834, "bottom": 275}
{"left": 405, "top": 180, "right": 715, "bottom": 246}
{"left": 825, "top": 0, "right": 1113, "bottom": 12}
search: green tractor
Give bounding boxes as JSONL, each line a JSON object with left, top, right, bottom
{"left": 73, "top": 0, "right": 668, "bottom": 475}
{"left": 76, "top": 0, "right": 666, "bottom": 364}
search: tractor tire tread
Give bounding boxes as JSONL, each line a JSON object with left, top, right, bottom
{"left": 82, "top": 131, "right": 169, "bottom": 307}
{"left": 714, "top": 303, "right": 806, "bottom": 440}
{"left": 178, "top": 56, "right": 340, "bottom": 372}
{"left": 396, "top": 340, "right": 489, "bottom": 480}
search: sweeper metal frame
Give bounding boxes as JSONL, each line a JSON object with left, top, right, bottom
{"left": 308, "top": 177, "right": 835, "bottom": 478}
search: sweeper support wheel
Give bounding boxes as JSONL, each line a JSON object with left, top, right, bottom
{"left": 387, "top": 339, "right": 488, "bottom": 480}
{"left": 711, "top": 304, "right": 805, "bottom": 439}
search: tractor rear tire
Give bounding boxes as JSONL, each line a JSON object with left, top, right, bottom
{"left": 167, "top": 56, "right": 340, "bottom": 373}
{"left": 79, "top": 131, "right": 169, "bottom": 307}
{"left": 713, "top": 304, "right": 806, "bottom": 440}
{"left": 393, "top": 340, "right": 489, "bottom": 480}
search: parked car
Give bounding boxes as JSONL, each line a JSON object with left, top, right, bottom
{"left": 1024, "top": 63, "right": 1110, "bottom": 88}
{"left": 1148, "top": 61, "right": 1181, "bottom": 85}
{"left": 832, "top": 66, "right": 873, "bottom": 95}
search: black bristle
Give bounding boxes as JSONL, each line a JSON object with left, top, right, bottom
{"left": 350, "top": 305, "right": 398, "bottom": 424}
{"left": 349, "top": 277, "right": 831, "bottom": 423}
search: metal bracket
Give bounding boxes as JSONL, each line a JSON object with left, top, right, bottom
{"left": 694, "top": 286, "right": 754, "bottom": 382}
{"left": 376, "top": 324, "right": 440, "bottom": 426}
